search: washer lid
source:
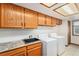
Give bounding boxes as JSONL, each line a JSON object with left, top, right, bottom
{"left": 39, "top": 34, "right": 49, "bottom": 38}
{"left": 53, "top": 36, "right": 64, "bottom": 38}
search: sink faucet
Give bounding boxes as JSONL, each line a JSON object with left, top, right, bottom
{"left": 29, "top": 35, "right": 39, "bottom": 39}
{"left": 29, "top": 35, "right": 32, "bottom": 39}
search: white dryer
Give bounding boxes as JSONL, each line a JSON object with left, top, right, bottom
{"left": 49, "top": 33, "right": 65, "bottom": 56}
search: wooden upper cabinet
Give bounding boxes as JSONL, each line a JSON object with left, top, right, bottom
{"left": 56, "top": 19, "right": 59, "bottom": 25}
{"left": 59, "top": 20, "right": 62, "bottom": 25}
{"left": 56, "top": 19, "right": 62, "bottom": 25}
{"left": 1, "top": 3, "right": 13, "bottom": 28}
{"left": 45, "top": 16, "right": 52, "bottom": 26}
{"left": 0, "top": 3, "right": 24, "bottom": 28}
{"left": 0, "top": 3, "right": 62, "bottom": 29}
{"left": 24, "top": 9, "right": 38, "bottom": 29}
{"left": 0, "top": 4, "right": 1, "bottom": 27}
{"left": 38, "top": 13, "right": 46, "bottom": 26}
{"left": 12, "top": 4, "right": 24, "bottom": 28}
{"left": 51, "top": 17, "right": 57, "bottom": 27}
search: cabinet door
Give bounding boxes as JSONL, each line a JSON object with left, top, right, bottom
{"left": 55, "top": 19, "right": 62, "bottom": 25}
{"left": 45, "top": 16, "right": 52, "bottom": 26}
{"left": 56, "top": 19, "right": 59, "bottom": 25}
{"left": 1, "top": 4, "right": 24, "bottom": 28}
{"left": 38, "top": 13, "right": 46, "bottom": 26}
{"left": 58, "top": 20, "right": 62, "bottom": 25}
{"left": 0, "top": 4, "right": 1, "bottom": 27}
{"left": 24, "top": 9, "right": 37, "bottom": 29}
{"left": 27, "top": 46, "right": 42, "bottom": 56}
{"left": 12, "top": 4, "right": 24, "bottom": 28}
{"left": 12, "top": 51, "right": 26, "bottom": 56}
{"left": 51, "top": 17, "right": 57, "bottom": 27}
{"left": 1, "top": 3, "right": 13, "bottom": 28}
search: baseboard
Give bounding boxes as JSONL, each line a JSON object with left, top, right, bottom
{"left": 71, "top": 43, "right": 79, "bottom": 46}
{"left": 65, "top": 45, "right": 68, "bottom": 47}
{"left": 65, "top": 43, "right": 71, "bottom": 47}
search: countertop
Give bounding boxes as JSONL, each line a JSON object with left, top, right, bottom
{"left": 0, "top": 40, "right": 41, "bottom": 53}
{"left": 0, "top": 35, "right": 41, "bottom": 53}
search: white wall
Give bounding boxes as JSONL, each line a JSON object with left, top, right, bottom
{"left": 0, "top": 20, "right": 68, "bottom": 45}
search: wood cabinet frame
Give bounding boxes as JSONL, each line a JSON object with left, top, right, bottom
{"left": 0, "top": 3, "right": 62, "bottom": 29}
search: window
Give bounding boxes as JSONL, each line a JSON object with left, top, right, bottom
{"left": 72, "top": 20, "right": 79, "bottom": 36}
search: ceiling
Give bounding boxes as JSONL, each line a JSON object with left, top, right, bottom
{"left": 15, "top": 3, "right": 79, "bottom": 21}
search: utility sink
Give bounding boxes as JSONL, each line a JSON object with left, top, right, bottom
{"left": 22, "top": 38, "right": 39, "bottom": 44}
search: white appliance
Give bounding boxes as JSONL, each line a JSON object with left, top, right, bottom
{"left": 39, "top": 34, "right": 57, "bottom": 56}
{"left": 49, "top": 33, "right": 65, "bottom": 56}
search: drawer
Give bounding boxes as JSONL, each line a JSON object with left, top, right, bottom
{"left": 12, "top": 51, "right": 26, "bottom": 56}
{"left": 0, "top": 46, "right": 26, "bottom": 56}
{"left": 27, "top": 46, "right": 42, "bottom": 56}
{"left": 27, "top": 42, "right": 42, "bottom": 50}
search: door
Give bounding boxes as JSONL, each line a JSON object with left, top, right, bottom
{"left": 1, "top": 3, "right": 13, "bottom": 27}
{"left": 12, "top": 51, "right": 26, "bottom": 56}
{"left": 12, "top": 4, "right": 24, "bottom": 28}
{"left": 68, "top": 21, "right": 71, "bottom": 45}
{"left": 51, "top": 17, "right": 57, "bottom": 27}
{"left": 38, "top": 13, "right": 46, "bottom": 26}
{"left": 56, "top": 19, "right": 62, "bottom": 25}
{"left": 1, "top": 4, "right": 24, "bottom": 28}
{"left": 45, "top": 16, "right": 52, "bottom": 26}
{"left": 24, "top": 9, "right": 38, "bottom": 28}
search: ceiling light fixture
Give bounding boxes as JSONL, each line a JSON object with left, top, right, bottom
{"left": 54, "top": 4, "right": 79, "bottom": 16}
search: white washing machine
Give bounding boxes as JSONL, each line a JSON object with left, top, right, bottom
{"left": 39, "top": 34, "right": 57, "bottom": 56}
{"left": 49, "top": 33, "right": 65, "bottom": 56}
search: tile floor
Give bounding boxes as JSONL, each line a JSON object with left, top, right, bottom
{"left": 61, "top": 44, "right": 79, "bottom": 56}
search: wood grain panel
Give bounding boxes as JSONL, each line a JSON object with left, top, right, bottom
{"left": 0, "top": 4, "right": 1, "bottom": 27}
{"left": 51, "top": 17, "right": 57, "bottom": 27}
{"left": 45, "top": 16, "right": 52, "bottom": 26}
{"left": 27, "top": 43, "right": 42, "bottom": 50}
{"left": 38, "top": 13, "right": 46, "bottom": 26}
{"left": 0, "top": 3, "right": 24, "bottom": 28}
{"left": 27, "top": 46, "right": 42, "bottom": 56}
{"left": 56, "top": 19, "right": 62, "bottom": 25}
{"left": 24, "top": 9, "right": 38, "bottom": 28}
{"left": 12, "top": 4, "right": 24, "bottom": 28}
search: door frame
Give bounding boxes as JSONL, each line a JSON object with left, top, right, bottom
{"left": 68, "top": 21, "right": 71, "bottom": 45}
